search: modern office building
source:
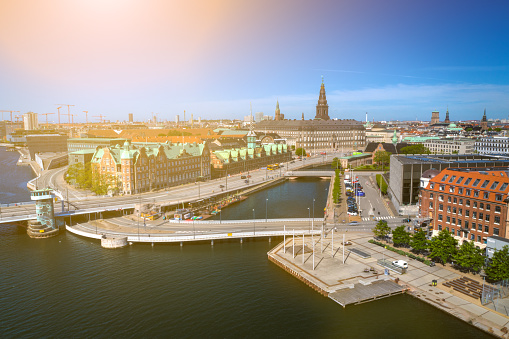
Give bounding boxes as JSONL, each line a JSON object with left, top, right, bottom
{"left": 128, "top": 113, "right": 133, "bottom": 123}
{"left": 424, "top": 138, "right": 475, "bottom": 154}
{"left": 419, "top": 167, "right": 509, "bottom": 247}
{"left": 389, "top": 154, "right": 509, "bottom": 214}
{"left": 26, "top": 134, "right": 68, "bottom": 160}
{"left": 475, "top": 136, "right": 509, "bottom": 155}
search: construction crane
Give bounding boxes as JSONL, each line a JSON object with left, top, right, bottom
{"left": 56, "top": 104, "right": 75, "bottom": 124}
{"left": 55, "top": 106, "right": 63, "bottom": 126}
{"left": 41, "top": 113, "right": 55, "bottom": 127}
{"left": 93, "top": 114, "right": 106, "bottom": 123}
{"left": 83, "top": 111, "right": 88, "bottom": 124}
{"left": 14, "top": 115, "right": 22, "bottom": 122}
{"left": 0, "top": 110, "right": 20, "bottom": 123}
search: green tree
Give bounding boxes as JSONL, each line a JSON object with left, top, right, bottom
{"left": 453, "top": 240, "right": 484, "bottom": 273}
{"left": 410, "top": 229, "right": 428, "bottom": 254}
{"left": 373, "top": 150, "right": 391, "bottom": 170}
{"left": 331, "top": 157, "right": 342, "bottom": 170}
{"left": 91, "top": 171, "right": 112, "bottom": 195}
{"left": 375, "top": 174, "right": 388, "bottom": 194}
{"left": 400, "top": 144, "right": 431, "bottom": 155}
{"left": 373, "top": 220, "right": 391, "bottom": 240}
{"left": 485, "top": 246, "right": 509, "bottom": 282}
{"left": 392, "top": 225, "right": 411, "bottom": 247}
{"left": 295, "top": 148, "right": 306, "bottom": 156}
{"left": 465, "top": 127, "right": 473, "bottom": 132}
{"left": 428, "top": 229, "right": 458, "bottom": 265}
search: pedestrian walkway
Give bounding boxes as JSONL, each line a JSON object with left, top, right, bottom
{"left": 362, "top": 216, "right": 397, "bottom": 221}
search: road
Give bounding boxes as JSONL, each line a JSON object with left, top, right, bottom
{"left": 1, "top": 152, "right": 344, "bottom": 221}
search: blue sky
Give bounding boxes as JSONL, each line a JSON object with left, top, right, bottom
{"left": 0, "top": 0, "right": 508, "bottom": 123}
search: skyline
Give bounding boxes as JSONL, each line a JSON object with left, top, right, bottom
{"left": 1, "top": 0, "right": 508, "bottom": 122}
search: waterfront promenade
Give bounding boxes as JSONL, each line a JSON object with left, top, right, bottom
{"left": 269, "top": 231, "right": 509, "bottom": 338}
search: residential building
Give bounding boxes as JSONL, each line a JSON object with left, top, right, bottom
{"left": 419, "top": 167, "right": 509, "bottom": 247}
{"left": 425, "top": 138, "right": 475, "bottom": 154}
{"left": 475, "top": 136, "right": 509, "bottom": 155}
{"left": 91, "top": 141, "right": 210, "bottom": 195}
{"left": 68, "top": 149, "right": 96, "bottom": 167}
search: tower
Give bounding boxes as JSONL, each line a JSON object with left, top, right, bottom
{"left": 247, "top": 103, "right": 256, "bottom": 149}
{"left": 431, "top": 110, "right": 439, "bottom": 125}
{"left": 444, "top": 107, "right": 450, "bottom": 124}
{"left": 315, "top": 77, "right": 330, "bottom": 120}
{"left": 392, "top": 130, "right": 398, "bottom": 145}
{"left": 274, "top": 100, "right": 284, "bottom": 121}
{"left": 481, "top": 108, "right": 488, "bottom": 131}
{"left": 27, "top": 189, "right": 59, "bottom": 238}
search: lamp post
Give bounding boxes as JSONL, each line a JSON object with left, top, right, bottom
{"left": 265, "top": 198, "right": 268, "bottom": 222}
{"left": 308, "top": 207, "right": 310, "bottom": 231}
{"left": 220, "top": 208, "right": 222, "bottom": 224}
{"left": 312, "top": 198, "right": 315, "bottom": 231}
{"left": 252, "top": 208, "right": 255, "bottom": 235}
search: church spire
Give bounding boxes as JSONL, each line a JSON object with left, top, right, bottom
{"left": 444, "top": 106, "right": 450, "bottom": 123}
{"left": 315, "top": 77, "right": 329, "bottom": 120}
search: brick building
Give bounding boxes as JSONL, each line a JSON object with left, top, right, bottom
{"left": 91, "top": 141, "right": 210, "bottom": 195}
{"left": 419, "top": 167, "right": 509, "bottom": 248}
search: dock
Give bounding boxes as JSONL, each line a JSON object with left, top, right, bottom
{"left": 329, "top": 280, "right": 405, "bottom": 307}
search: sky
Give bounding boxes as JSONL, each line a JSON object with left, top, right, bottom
{"left": 0, "top": 0, "right": 508, "bottom": 123}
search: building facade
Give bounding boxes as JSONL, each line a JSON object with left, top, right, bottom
{"left": 424, "top": 138, "right": 475, "bottom": 154}
{"left": 67, "top": 138, "right": 129, "bottom": 152}
{"left": 26, "top": 134, "right": 68, "bottom": 160}
{"left": 419, "top": 168, "right": 509, "bottom": 247}
{"left": 91, "top": 141, "right": 210, "bottom": 195}
{"left": 431, "top": 111, "right": 440, "bottom": 125}
{"left": 23, "top": 112, "right": 38, "bottom": 130}
{"left": 475, "top": 136, "right": 509, "bottom": 155}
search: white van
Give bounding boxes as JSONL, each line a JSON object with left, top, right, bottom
{"left": 392, "top": 260, "right": 408, "bottom": 269}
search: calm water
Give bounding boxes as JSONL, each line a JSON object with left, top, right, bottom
{"left": 0, "top": 148, "right": 491, "bottom": 338}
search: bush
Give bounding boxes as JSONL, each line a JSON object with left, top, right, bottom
{"left": 375, "top": 174, "right": 388, "bottom": 195}
{"left": 369, "top": 239, "right": 430, "bottom": 264}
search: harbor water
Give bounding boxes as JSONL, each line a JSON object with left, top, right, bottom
{"left": 0, "top": 148, "right": 491, "bottom": 338}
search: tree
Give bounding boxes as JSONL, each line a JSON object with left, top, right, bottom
{"left": 428, "top": 229, "right": 458, "bottom": 265}
{"left": 400, "top": 144, "right": 431, "bottom": 155}
{"left": 295, "top": 148, "right": 306, "bottom": 156}
{"left": 331, "top": 157, "right": 342, "bottom": 170}
{"left": 373, "top": 220, "right": 391, "bottom": 240}
{"left": 485, "top": 246, "right": 509, "bottom": 282}
{"left": 410, "top": 229, "right": 428, "bottom": 254}
{"left": 453, "top": 240, "right": 484, "bottom": 273}
{"left": 373, "top": 150, "right": 391, "bottom": 170}
{"left": 392, "top": 225, "right": 411, "bottom": 247}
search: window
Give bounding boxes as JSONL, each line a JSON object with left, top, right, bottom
{"left": 480, "top": 202, "right": 484, "bottom": 209}
{"left": 457, "top": 230, "right": 461, "bottom": 236}
{"left": 449, "top": 186, "right": 455, "bottom": 193}
{"left": 494, "top": 228, "right": 500, "bottom": 236}
{"left": 458, "top": 208, "right": 462, "bottom": 216}
{"left": 449, "top": 175, "right": 457, "bottom": 183}
{"left": 473, "top": 201, "right": 477, "bottom": 208}
{"left": 465, "top": 220, "right": 469, "bottom": 228}
{"left": 495, "top": 216, "right": 500, "bottom": 224}
{"left": 466, "top": 210, "right": 470, "bottom": 217}
{"left": 448, "top": 197, "right": 452, "bottom": 203}
{"left": 453, "top": 207, "right": 457, "bottom": 214}
{"left": 439, "top": 195, "right": 444, "bottom": 201}
{"left": 465, "top": 189, "right": 471, "bottom": 196}
{"left": 495, "top": 206, "right": 501, "bottom": 213}
{"left": 459, "top": 199, "right": 463, "bottom": 205}
{"left": 473, "top": 179, "right": 481, "bottom": 187}
{"left": 430, "top": 183, "right": 435, "bottom": 189}
{"left": 485, "top": 225, "right": 489, "bottom": 233}
{"left": 458, "top": 188, "right": 463, "bottom": 194}
{"left": 466, "top": 199, "right": 470, "bottom": 206}
{"left": 485, "top": 214, "right": 490, "bottom": 222}
{"left": 471, "top": 222, "right": 476, "bottom": 229}
{"left": 481, "top": 180, "right": 490, "bottom": 188}
{"left": 496, "top": 194, "right": 503, "bottom": 201}
{"left": 446, "top": 227, "right": 450, "bottom": 232}
{"left": 500, "top": 183, "right": 508, "bottom": 191}
{"left": 473, "top": 211, "right": 477, "bottom": 219}
{"left": 446, "top": 216, "right": 450, "bottom": 223}
{"left": 486, "top": 204, "right": 491, "bottom": 211}
{"left": 477, "top": 235, "right": 481, "bottom": 242}
{"left": 438, "top": 214, "right": 443, "bottom": 221}
{"left": 430, "top": 193, "right": 434, "bottom": 199}
{"left": 447, "top": 206, "right": 451, "bottom": 212}
{"left": 439, "top": 204, "right": 443, "bottom": 211}
{"left": 452, "top": 217, "right": 456, "bottom": 224}
{"left": 456, "top": 176, "right": 465, "bottom": 184}
{"left": 484, "top": 192, "right": 490, "bottom": 199}
{"left": 453, "top": 198, "right": 457, "bottom": 204}
{"left": 479, "top": 213, "right": 484, "bottom": 220}
{"left": 429, "top": 202, "right": 433, "bottom": 208}
{"left": 474, "top": 191, "right": 480, "bottom": 197}
{"left": 490, "top": 181, "right": 500, "bottom": 190}
{"left": 438, "top": 225, "right": 443, "bottom": 231}
{"left": 464, "top": 178, "right": 472, "bottom": 185}
{"left": 439, "top": 185, "right": 445, "bottom": 191}
{"left": 441, "top": 175, "right": 449, "bottom": 182}
{"left": 470, "top": 234, "right": 475, "bottom": 240}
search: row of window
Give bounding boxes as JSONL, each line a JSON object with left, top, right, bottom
{"left": 437, "top": 213, "right": 501, "bottom": 224}
{"left": 435, "top": 175, "right": 509, "bottom": 192}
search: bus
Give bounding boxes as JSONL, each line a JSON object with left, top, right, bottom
{"left": 267, "top": 164, "right": 280, "bottom": 170}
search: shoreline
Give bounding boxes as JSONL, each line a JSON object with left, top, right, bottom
{"left": 267, "top": 232, "right": 507, "bottom": 338}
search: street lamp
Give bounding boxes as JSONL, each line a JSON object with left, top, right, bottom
{"left": 312, "top": 198, "right": 315, "bottom": 231}
{"left": 253, "top": 208, "right": 255, "bottom": 235}
{"left": 265, "top": 198, "right": 268, "bottom": 222}
{"left": 308, "top": 207, "right": 310, "bottom": 231}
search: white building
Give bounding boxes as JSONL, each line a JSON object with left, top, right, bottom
{"left": 424, "top": 138, "right": 475, "bottom": 154}
{"left": 475, "top": 136, "right": 509, "bottom": 155}
{"left": 23, "top": 112, "right": 38, "bottom": 130}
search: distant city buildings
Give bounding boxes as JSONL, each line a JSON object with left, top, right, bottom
{"left": 424, "top": 138, "right": 475, "bottom": 154}
{"left": 128, "top": 113, "right": 133, "bottom": 123}
{"left": 23, "top": 112, "right": 38, "bottom": 130}
{"left": 475, "top": 136, "right": 509, "bottom": 155}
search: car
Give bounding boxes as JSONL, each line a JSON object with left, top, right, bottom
{"left": 219, "top": 185, "right": 225, "bottom": 188}
{"left": 346, "top": 191, "right": 352, "bottom": 196}
{"left": 392, "top": 260, "right": 408, "bottom": 269}
{"left": 402, "top": 218, "right": 412, "bottom": 223}
{"left": 355, "top": 191, "right": 365, "bottom": 197}
{"left": 348, "top": 221, "right": 359, "bottom": 225}
{"left": 241, "top": 175, "right": 247, "bottom": 179}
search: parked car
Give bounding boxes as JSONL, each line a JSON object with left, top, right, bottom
{"left": 355, "top": 191, "right": 365, "bottom": 197}
{"left": 392, "top": 260, "right": 408, "bottom": 269}
{"left": 402, "top": 218, "right": 412, "bottom": 223}
{"left": 241, "top": 175, "right": 247, "bottom": 179}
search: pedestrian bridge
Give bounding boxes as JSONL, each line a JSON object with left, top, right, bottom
{"left": 285, "top": 171, "right": 335, "bottom": 177}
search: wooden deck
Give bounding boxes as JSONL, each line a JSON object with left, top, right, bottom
{"left": 329, "top": 280, "right": 405, "bottom": 307}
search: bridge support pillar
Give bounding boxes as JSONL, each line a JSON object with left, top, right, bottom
{"left": 211, "top": 240, "right": 214, "bottom": 246}
{"left": 151, "top": 243, "right": 154, "bottom": 247}
{"left": 269, "top": 237, "right": 271, "bottom": 243}
{"left": 180, "top": 242, "right": 183, "bottom": 247}
{"left": 240, "top": 238, "right": 243, "bottom": 243}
